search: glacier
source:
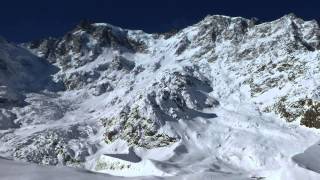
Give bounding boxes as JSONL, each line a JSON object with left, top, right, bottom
{"left": 1, "top": 14, "right": 320, "bottom": 179}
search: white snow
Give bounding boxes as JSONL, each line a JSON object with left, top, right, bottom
{"left": 1, "top": 14, "right": 320, "bottom": 180}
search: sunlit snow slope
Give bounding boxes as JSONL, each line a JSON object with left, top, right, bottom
{"left": 1, "top": 14, "right": 320, "bottom": 179}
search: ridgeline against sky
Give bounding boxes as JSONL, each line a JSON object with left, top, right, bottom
{"left": 0, "top": 0, "right": 319, "bottom": 42}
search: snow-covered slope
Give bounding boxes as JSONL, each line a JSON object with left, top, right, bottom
{"left": 1, "top": 14, "right": 320, "bottom": 179}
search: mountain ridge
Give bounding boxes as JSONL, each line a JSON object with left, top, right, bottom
{"left": 0, "top": 14, "right": 320, "bottom": 179}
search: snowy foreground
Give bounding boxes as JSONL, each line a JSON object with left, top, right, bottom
{"left": 0, "top": 158, "right": 122, "bottom": 180}
{"left": 1, "top": 14, "right": 320, "bottom": 179}
{"left": 1, "top": 156, "right": 320, "bottom": 180}
{"left": 0, "top": 157, "right": 248, "bottom": 180}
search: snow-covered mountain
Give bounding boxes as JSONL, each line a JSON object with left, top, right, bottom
{"left": 1, "top": 14, "right": 320, "bottom": 179}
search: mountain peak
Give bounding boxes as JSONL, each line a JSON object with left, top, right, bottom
{"left": 2, "top": 14, "right": 320, "bottom": 179}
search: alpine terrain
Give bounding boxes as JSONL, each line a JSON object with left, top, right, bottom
{"left": 1, "top": 14, "right": 320, "bottom": 180}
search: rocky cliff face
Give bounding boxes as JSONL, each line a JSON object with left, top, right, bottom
{"left": 1, "top": 14, "right": 320, "bottom": 179}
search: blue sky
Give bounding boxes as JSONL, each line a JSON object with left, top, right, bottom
{"left": 1, "top": 0, "right": 319, "bottom": 42}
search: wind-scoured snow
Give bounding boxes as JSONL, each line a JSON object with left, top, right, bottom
{"left": 1, "top": 14, "right": 320, "bottom": 179}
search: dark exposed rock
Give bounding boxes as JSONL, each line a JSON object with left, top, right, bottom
{"left": 162, "top": 28, "right": 179, "bottom": 39}
{"left": 61, "top": 71, "right": 100, "bottom": 90}
{"left": 110, "top": 55, "right": 135, "bottom": 71}
{"left": 92, "top": 82, "right": 113, "bottom": 96}
{"left": 76, "top": 19, "right": 94, "bottom": 32}
{"left": 300, "top": 100, "right": 320, "bottom": 128}
{"left": 102, "top": 107, "right": 177, "bottom": 149}
{"left": 291, "top": 22, "right": 316, "bottom": 51}
{"left": 13, "top": 126, "right": 95, "bottom": 166}
{"left": 274, "top": 98, "right": 320, "bottom": 128}
{"left": 175, "top": 37, "right": 191, "bottom": 55}
{"left": 25, "top": 38, "right": 58, "bottom": 63}
{"left": 95, "top": 62, "right": 109, "bottom": 71}
{"left": 24, "top": 22, "right": 147, "bottom": 69}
